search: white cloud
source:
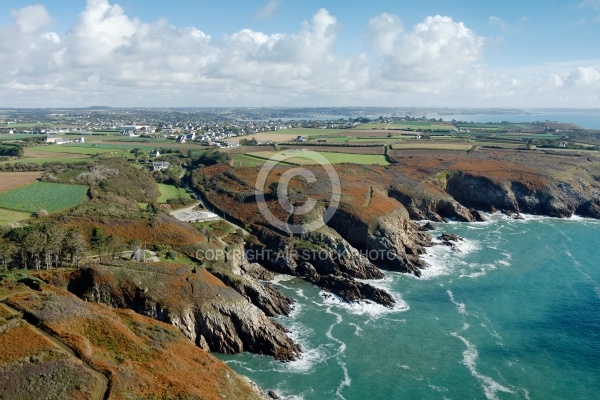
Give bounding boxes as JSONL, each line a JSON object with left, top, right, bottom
{"left": 254, "top": 0, "right": 282, "bottom": 20}
{"left": 578, "top": 0, "right": 600, "bottom": 10}
{"left": 368, "top": 13, "right": 404, "bottom": 54}
{"left": 489, "top": 16, "right": 507, "bottom": 30}
{"left": 10, "top": 4, "right": 53, "bottom": 34}
{"left": 0, "top": 1, "right": 599, "bottom": 108}
{"left": 370, "top": 14, "right": 485, "bottom": 81}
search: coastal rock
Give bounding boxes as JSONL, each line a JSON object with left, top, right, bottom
{"left": 67, "top": 264, "right": 300, "bottom": 361}
{"left": 438, "top": 233, "right": 463, "bottom": 242}
{"left": 419, "top": 221, "right": 436, "bottom": 231}
{"left": 317, "top": 275, "right": 395, "bottom": 307}
{"left": 211, "top": 243, "right": 294, "bottom": 317}
{"left": 328, "top": 206, "right": 431, "bottom": 276}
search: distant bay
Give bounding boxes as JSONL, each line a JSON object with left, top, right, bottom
{"left": 440, "top": 109, "right": 600, "bottom": 129}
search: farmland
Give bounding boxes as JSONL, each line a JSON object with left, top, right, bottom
{"left": 157, "top": 183, "right": 194, "bottom": 203}
{"left": 0, "top": 181, "right": 88, "bottom": 213}
{"left": 388, "top": 121, "right": 456, "bottom": 131}
{"left": 244, "top": 150, "right": 389, "bottom": 165}
{"left": 0, "top": 172, "right": 42, "bottom": 193}
{"left": 391, "top": 142, "right": 473, "bottom": 151}
{"left": 0, "top": 208, "right": 32, "bottom": 225}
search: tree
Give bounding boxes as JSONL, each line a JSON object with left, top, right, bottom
{"left": 63, "top": 230, "right": 87, "bottom": 268}
{"left": 89, "top": 227, "right": 106, "bottom": 261}
{"left": 131, "top": 148, "right": 142, "bottom": 161}
{"left": 0, "top": 238, "right": 16, "bottom": 268}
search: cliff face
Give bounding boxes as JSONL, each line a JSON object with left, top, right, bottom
{"left": 66, "top": 263, "right": 300, "bottom": 361}
{"left": 190, "top": 150, "right": 600, "bottom": 307}
{"left": 445, "top": 172, "right": 600, "bottom": 219}
{"left": 329, "top": 206, "right": 430, "bottom": 276}
{"left": 0, "top": 282, "right": 268, "bottom": 400}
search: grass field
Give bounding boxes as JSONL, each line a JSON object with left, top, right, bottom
{"left": 0, "top": 181, "right": 88, "bottom": 213}
{"left": 389, "top": 121, "right": 456, "bottom": 131}
{"left": 0, "top": 208, "right": 32, "bottom": 225}
{"left": 0, "top": 157, "right": 93, "bottom": 165}
{"left": 231, "top": 154, "right": 268, "bottom": 167}
{"left": 0, "top": 172, "right": 42, "bottom": 193}
{"left": 157, "top": 184, "right": 194, "bottom": 203}
{"left": 246, "top": 150, "right": 389, "bottom": 165}
{"left": 28, "top": 144, "right": 131, "bottom": 157}
{"left": 391, "top": 142, "right": 473, "bottom": 151}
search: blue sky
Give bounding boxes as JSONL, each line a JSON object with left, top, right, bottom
{"left": 0, "top": 0, "right": 599, "bottom": 107}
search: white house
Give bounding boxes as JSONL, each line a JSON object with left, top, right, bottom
{"left": 152, "top": 161, "right": 171, "bottom": 171}
{"left": 45, "top": 134, "right": 70, "bottom": 145}
{"left": 150, "top": 149, "right": 161, "bottom": 157}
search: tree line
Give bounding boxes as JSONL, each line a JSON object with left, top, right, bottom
{"left": 0, "top": 225, "right": 140, "bottom": 271}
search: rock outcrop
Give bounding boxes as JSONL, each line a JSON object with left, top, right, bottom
{"left": 67, "top": 263, "right": 300, "bottom": 361}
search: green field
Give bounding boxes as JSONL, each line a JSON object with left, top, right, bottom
{"left": 246, "top": 151, "right": 389, "bottom": 165}
{"left": 275, "top": 128, "right": 344, "bottom": 137}
{"left": 0, "top": 157, "right": 92, "bottom": 165}
{"left": 157, "top": 184, "right": 194, "bottom": 203}
{"left": 391, "top": 142, "right": 473, "bottom": 151}
{"left": 0, "top": 208, "right": 32, "bottom": 225}
{"left": 389, "top": 121, "right": 456, "bottom": 131}
{"left": 0, "top": 181, "right": 88, "bottom": 213}
{"left": 29, "top": 144, "right": 132, "bottom": 157}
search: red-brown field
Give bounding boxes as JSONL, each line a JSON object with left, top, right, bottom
{"left": 0, "top": 171, "right": 42, "bottom": 193}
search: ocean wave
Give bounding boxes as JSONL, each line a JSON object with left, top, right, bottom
{"left": 447, "top": 290, "right": 467, "bottom": 315}
{"left": 319, "top": 290, "right": 410, "bottom": 316}
{"left": 451, "top": 332, "right": 514, "bottom": 400}
{"left": 419, "top": 237, "right": 480, "bottom": 279}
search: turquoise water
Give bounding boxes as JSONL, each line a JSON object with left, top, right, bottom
{"left": 220, "top": 215, "right": 600, "bottom": 399}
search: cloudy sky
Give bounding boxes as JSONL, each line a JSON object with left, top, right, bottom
{"left": 1, "top": 0, "right": 600, "bottom": 108}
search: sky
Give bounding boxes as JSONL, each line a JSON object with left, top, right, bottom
{"left": 0, "top": 0, "right": 599, "bottom": 108}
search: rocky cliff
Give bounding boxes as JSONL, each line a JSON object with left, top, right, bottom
{"left": 190, "top": 150, "right": 600, "bottom": 307}
{"left": 0, "top": 280, "right": 268, "bottom": 400}
{"left": 66, "top": 263, "right": 300, "bottom": 361}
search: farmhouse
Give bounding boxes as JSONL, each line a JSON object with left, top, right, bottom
{"left": 152, "top": 161, "right": 171, "bottom": 171}
{"left": 45, "top": 134, "right": 70, "bottom": 145}
{"left": 150, "top": 149, "right": 161, "bottom": 157}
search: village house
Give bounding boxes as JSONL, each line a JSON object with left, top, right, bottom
{"left": 45, "top": 134, "right": 71, "bottom": 145}
{"left": 152, "top": 161, "right": 171, "bottom": 171}
{"left": 149, "top": 149, "right": 161, "bottom": 157}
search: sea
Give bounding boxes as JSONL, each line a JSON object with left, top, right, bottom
{"left": 219, "top": 214, "right": 600, "bottom": 399}
{"left": 439, "top": 109, "right": 600, "bottom": 130}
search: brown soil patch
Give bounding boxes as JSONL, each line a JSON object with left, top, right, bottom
{"left": 22, "top": 150, "right": 90, "bottom": 159}
{"left": 0, "top": 171, "right": 42, "bottom": 193}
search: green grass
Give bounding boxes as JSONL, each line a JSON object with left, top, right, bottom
{"left": 352, "top": 123, "right": 387, "bottom": 130}
{"left": 247, "top": 151, "right": 390, "bottom": 165}
{"left": 0, "top": 157, "right": 92, "bottom": 165}
{"left": 29, "top": 144, "right": 131, "bottom": 157}
{"left": 157, "top": 184, "right": 193, "bottom": 203}
{"left": 231, "top": 154, "right": 268, "bottom": 167}
{"left": 0, "top": 208, "right": 32, "bottom": 225}
{"left": 0, "top": 134, "right": 46, "bottom": 141}
{"left": 274, "top": 128, "right": 344, "bottom": 137}
{"left": 389, "top": 121, "right": 456, "bottom": 131}
{"left": 391, "top": 143, "right": 473, "bottom": 151}
{"left": 0, "top": 181, "right": 88, "bottom": 213}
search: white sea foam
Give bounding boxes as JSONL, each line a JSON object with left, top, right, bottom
{"left": 419, "top": 238, "right": 480, "bottom": 279}
{"left": 447, "top": 290, "right": 467, "bottom": 315}
{"left": 451, "top": 332, "right": 514, "bottom": 400}
{"left": 335, "top": 360, "right": 352, "bottom": 400}
{"left": 319, "top": 291, "right": 410, "bottom": 316}
{"left": 348, "top": 323, "right": 363, "bottom": 336}
{"left": 272, "top": 274, "right": 296, "bottom": 284}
